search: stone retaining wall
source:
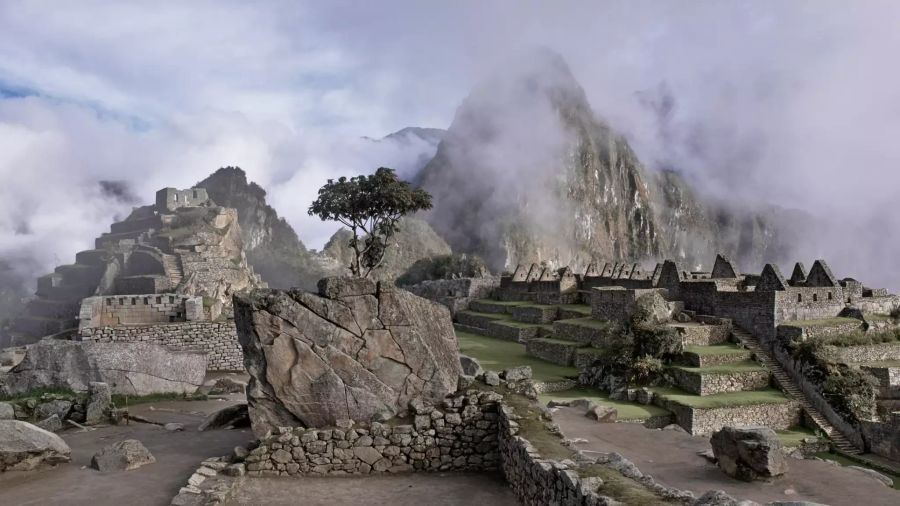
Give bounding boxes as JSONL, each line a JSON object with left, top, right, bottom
{"left": 659, "top": 399, "right": 801, "bottom": 435}
{"left": 245, "top": 389, "right": 503, "bottom": 476}
{"left": 822, "top": 342, "right": 900, "bottom": 363}
{"left": 79, "top": 321, "right": 242, "bottom": 371}
{"left": 526, "top": 339, "right": 581, "bottom": 366}
{"left": 668, "top": 368, "right": 771, "bottom": 396}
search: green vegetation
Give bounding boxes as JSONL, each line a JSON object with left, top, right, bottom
{"left": 501, "top": 388, "right": 574, "bottom": 460}
{"left": 650, "top": 386, "right": 792, "bottom": 409}
{"left": 781, "top": 317, "right": 861, "bottom": 328}
{"left": 490, "top": 319, "right": 555, "bottom": 332}
{"left": 530, "top": 337, "right": 584, "bottom": 347}
{"left": 308, "top": 167, "right": 432, "bottom": 278}
{"left": 683, "top": 344, "right": 750, "bottom": 357}
{"left": 459, "top": 310, "right": 508, "bottom": 320}
{"left": 818, "top": 328, "right": 900, "bottom": 347}
{"left": 557, "top": 304, "right": 592, "bottom": 315}
{"left": 579, "top": 464, "right": 679, "bottom": 505}
{"left": 472, "top": 299, "right": 530, "bottom": 307}
{"left": 538, "top": 387, "right": 670, "bottom": 420}
{"left": 557, "top": 317, "right": 616, "bottom": 330}
{"left": 111, "top": 392, "right": 207, "bottom": 407}
{"left": 669, "top": 360, "right": 767, "bottom": 375}
{"left": 456, "top": 330, "right": 578, "bottom": 382}
{"left": 0, "top": 387, "right": 77, "bottom": 402}
{"left": 864, "top": 313, "right": 895, "bottom": 322}
{"left": 776, "top": 426, "right": 818, "bottom": 447}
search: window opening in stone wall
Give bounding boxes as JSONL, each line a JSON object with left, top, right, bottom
{"left": 131, "top": 297, "right": 137, "bottom": 305}
{"left": 797, "top": 294, "right": 802, "bottom": 302}
{"left": 827, "top": 292, "right": 833, "bottom": 300}
{"left": 813, "top": 293, "right": 818, "bottom": 302}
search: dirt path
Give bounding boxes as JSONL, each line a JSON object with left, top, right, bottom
{"left": 227, "top": 472, "right": 519, "bottom": 506}
{"left": 553, "top": 407, "right": 900, "bottom": 506}
{"left": 0, "top": 398, "right": 251, "bottom": 506}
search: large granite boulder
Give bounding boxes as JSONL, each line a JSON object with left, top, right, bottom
{"left": 91, "top": 439, "right": 156, "bottom": 472}
{"left": 710, "top": 426, "right": 787, "bottom": 481}
{"left": 234, "top": 277, "right": 462, "bottom": 436}
{"left": 2, "top": 341, "right": 206, "bottom": 396}
{"left": 0, "top": 420, "right": 72, "bottom": 471}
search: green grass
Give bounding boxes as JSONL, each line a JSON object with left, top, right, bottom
{"left": 456, "top": 330, "right": 578, "bottom": 382}
{"left": 111, "top": 392, "right": 207, "bottom": 407}
{"left": 458, "top": 310, "right": 509, "bottom": 320}
{"left": 501, "top": 388, "right": 574, "bottom": 460}
{"left": 818, "top": 328, "right": 900, "bottom": 347}
{"left": 650, "top": 386, "right": 792, "bottom": 409}
{"left": 776, "top": 426, "right": 818, "bottom": 447}
{"left": 579, "top": 464, "right": 679, "bottom": 505}
{"left": 0, "top": 387, "right": 77, "bottom": 402}
{"left": 781, "top": 317, "right": 861, "bottom": 328}
{"left": 683, "top": 344, "right": 750, "bottom": 357}
{"left": 555, "top": 317, "right": 615, "bottom": 330}
{"left": 531, "top": 337, "right": 586, "bottom": 347}
{"left": 864, "top": 313, "right": 896, "bottom": 322}
{"left": 472, "top": 299, "right": 530, "bottom": 307}
{"left": 814, "top": 452, "right": 900, "bottom": 490}
{"left": 669, "top": 360, "right": 767, "bottom": 375}
{"left": 491, "top": 319, "right": 554, "bottom": 332}
{"left": 557, "top": 304, "right": 592, "bottom": 315}
{"left": 539, "top": 387, "right": 670, "bottom": 420}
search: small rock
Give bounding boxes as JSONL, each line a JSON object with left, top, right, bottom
{"left": 85, "top": 382, "right": 111, "bottom": 425}
{"left": 208, "top": 377, "right": 247, "bottom": 395}
{"left": 484, "top": 371, "right": 500, "bottom": 386}
{"left": 663, "top": 424, "right": 688, "bottom": 433}
{"left": 697, "top": 449, "right": 717, "bottom": 463}
{"left": 502, "top": 366, "right": 532, "bottom": 382}
{"left": 36, "top": 414, "right": 63, "bottom": 433}
{"left": 585, "top": 405, "right": 617, "bottom": 423}
{"left": 335, "top": 419, "right": 354, "bottom": 430}
{"left": 34, "top": 400, "right": 72, "bottom": 421}
{"left": 692, "top": 490, "right": 740, "bottom": 506}
{"left": 164, "top": 423, "right": 184, "bottom": 432}
{"left": 457, "top": 374, "right": 475, "bottom": 390}
{"left": 222, "top": 463, "right": 246, "bottom": 477}
{"left": 232, "top": 446, "right": 249, "bottom": 461}
{"left": 459, "top": 354, "right": 483, "bottom": 377}
{"left": 0, "top": 402, "right": 15, "bottom": 420}
{"left": 91, "top": 439, "right": 156, "bottom": 472}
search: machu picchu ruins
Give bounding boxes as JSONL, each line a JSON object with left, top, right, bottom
{"left": 2, "top": 4, "right": 900, "bottom": 505}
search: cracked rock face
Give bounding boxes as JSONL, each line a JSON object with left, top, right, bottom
{"left": 234, "top": 277, "right": 462, "bottom": 436}
{"left": 1, "top": 341, "right": 207, "bottom": 396}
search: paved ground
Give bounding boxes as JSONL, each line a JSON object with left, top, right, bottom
{"left": 226, "top": 472, "right": 519, "bottom": 506}
{"left": 553, "top": 406, "right": 900, "bottom": 506}
{"left": 0, "top": 397, "right": 252, "bottom": 506}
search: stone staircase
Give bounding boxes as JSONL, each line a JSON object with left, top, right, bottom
{"left": 730, "top": 326, "right": 862, "bottom": 455}
{"left": 162, "top": 254, "right": 184, "bottom": 289}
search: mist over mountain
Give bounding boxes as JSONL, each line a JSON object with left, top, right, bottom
{"left": 418, "top": 50, "right": 804, "bottom": 273}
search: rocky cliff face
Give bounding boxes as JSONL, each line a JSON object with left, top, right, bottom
{"left": 196, "top": 167, "right": 323, "bottom": 290}
{"left": 417, "top": 50, "right": 794, "bottom": 273}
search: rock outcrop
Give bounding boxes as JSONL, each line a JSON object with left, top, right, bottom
{"left": 91, "top": 439, "right": 156, "bottom": 472}
{"left": 0, "top": 420, "right": 72, "bottom": 471}
{"left": 234, "top": 277, "right": 462, "bottom": 436}
{"left": 2, "top": 341, "right": 207, "bottom": 396}
{"left": 710, "top": 426, "right": 787, "bottom": 481}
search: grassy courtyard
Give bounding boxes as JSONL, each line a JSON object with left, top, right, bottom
{"left": 456, "top": 329, "right": 578, "bottom": 383}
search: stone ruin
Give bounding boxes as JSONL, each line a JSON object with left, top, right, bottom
{"left": 3, "top": 186, "right": 266, "bottom": 349}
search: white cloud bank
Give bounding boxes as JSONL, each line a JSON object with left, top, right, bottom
{"left": 1, "top": 1, "right": 899, "bottom": 290}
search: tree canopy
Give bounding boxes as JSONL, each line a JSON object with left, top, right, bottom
{"left": 308, "top": 167, "right": 433, "bottom": 278}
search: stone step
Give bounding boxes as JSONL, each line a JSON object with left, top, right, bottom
{"left": 557, "top": 304, "right": 592, "bottom": 320}
{"left": 681, "top": 344, "right": 753, "bottom": 367}
{"left": 552, "top": 318, "right": 617, "bottom": 346}
{"left": 510, "top": 304, "right": 559, "bottom": 324}
{"left": 467, "top": 299, "right": 518, "bottom": 314}
{"left": 668, "top": 362, "right": 771, "bottom": 396}
{"left": 668, "top": 322, "right": 731, "bottom": 346}
{"left": 525, "top": 337, "right": 587, "bottom": 366}
{"left": 574, "top": 347, "right": 606, "bottom": 369}
{"left": 55, "top": 263, "right": 105, "bottom": 286}
{"left": 484, "top": 320, "right": 549, "bottom": 343}
{"left": 650, "top": 387, "right": 801, "bottom": 435}
{"left": 75, "top": 249, "right": 110, "bottom": 267}
{"left": 456, "top": 310, "right": 507, "bottom": 329}
{"left": 730, "top": 326, "right": 863, "bottom": 455}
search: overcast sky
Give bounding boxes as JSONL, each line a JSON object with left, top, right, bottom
{"left": 1, "top": 1, "right": 899, "bottom": 288}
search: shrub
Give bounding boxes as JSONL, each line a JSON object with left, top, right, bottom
{"left": 632, "top": 324, "right": 682, "bottom": 359}
{"left": 821, "top": 366, "right": 878, "bottom": 423}
{"left": 822, "top": 329, "right": 900, "bottom": 347}
{"left": 631, "top": 355, "right": 664, "bottom": 385}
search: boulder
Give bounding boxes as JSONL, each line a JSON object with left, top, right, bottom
{"left": 0, "top": 402, "right": 14, "bottom": 420}
{"left": 198, "top": 403, "right": 250, "bottom": 431}
{"left": 208, "top": 377, "right": 247, "bottom": 395}
{"left": 710, "top": 426, "right": 787, "bottom": 481}
{"left": 631, "top": 291, "right": 672, "bottom": 326}
{"left": 586, "top": 404, "right": 617, "bottom": 422}
{"left": 2, "top": 341, "right": 207, "bottom": 397}
{"left": 502, "top": 366, "right": 532, "bottom": 382}
{"left": 85, "top": 382, "right": 112, "bottom": 425}
{"left": 233, "top": 279, "right": 462, "bottom": 435}
{"left": 91, "top": 439, "right": 155, "bottom": 472}
{"left": 847, "top": 466, "right": 893, "bottom": 487}
{"left": 34, "top": 399, "right": 72, "bottom": 421}
{"left": 164, "top": 423, "right": 184, "bottom": 432}
{"left": 36, "top": 414, "right": 63, "bottom": 432}
{"left": 0, "top": 420, "right": 71, "bottom": 471}
{"left": 459, "top": 354, "right": 483, "bottom": 377}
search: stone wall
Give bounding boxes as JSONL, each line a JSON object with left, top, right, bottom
{"left": 79, "top": 321, "right": 242, "bottom": 371}
{"left": 245, "top": 389, "right": 503, "bottom": 476}
{"left": 860, "top": 413, "right": 900, "bottom": 462}
{"left": 776, "top": 287, "right": 846, "bottom": 322}
{"left": 404, "top": 277, "right": 499, "bottom": 316}
{"left": 590, "top": 287, "right": 666, "bottom": 324}
{"left": 668, "top": 368, "right": 771, "bottom": 396}
{"left": 776, "top": 320, "right": 865, "bottom": 342}
{"left": 821, "top": 342, "right": 900, "bottom": 363}
{"left": 659, "top": 399, "right": 800, "bottom": 435}
{"left": 854, "top": 295, "right": 900, "bottom": 315}
{"left": 78, "top": 294, "right": 203, "bottom": 331}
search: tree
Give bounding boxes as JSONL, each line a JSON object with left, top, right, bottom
{"left": 308, "top": 167, "right": 433, "bottom": 278}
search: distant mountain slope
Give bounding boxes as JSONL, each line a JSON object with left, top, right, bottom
{"left": 418, "top": 49, "right": 796, "bottom": 272}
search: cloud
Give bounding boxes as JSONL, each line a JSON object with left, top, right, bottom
{"left": 1, "top": 1, "right": 899, "bottom": 291}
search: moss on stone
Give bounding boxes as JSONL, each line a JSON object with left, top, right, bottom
{"left": 650, "top": 386, "right": 792, "bottom": 409}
